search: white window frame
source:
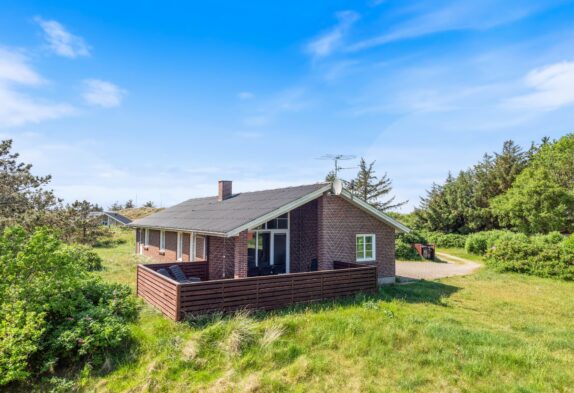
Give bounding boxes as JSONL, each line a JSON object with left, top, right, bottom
{"left": 356, "top": 234, "right": 376, "bottom": 262}
{"left": 139, "top": 229, "right": 144, "bottom": 255}
{"left": 176, "top": 232, "right": 183, "bottom": 261}
{"left": 160, "top": 230, "right": 165, "bottom": 252}
{"left": 144, "top": 228, "right": 149, "bottom": 248}
{"left": 249, "top": 212, "right": 290, "bottom": 273}
{"left": 190, "top": 233, "right": 196, "bottom": 262}
{"left": 195, "top": 235, "right": 206, "bottom": 261}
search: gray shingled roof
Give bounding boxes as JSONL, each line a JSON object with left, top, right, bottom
{"left": 130, "top": 183, "right": 329, "bottom": 234}
{"left": 90, "top": 211, "right": 132, "bottom": 225}
{"left": 105, "top": 212, "right": 132, "bottom": 225}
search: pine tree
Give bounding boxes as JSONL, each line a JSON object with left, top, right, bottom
{"left": 0, "top": 139, "right": 59, "bottom": 230}
{"left": 352, "top": 158, "right": 407, "bottom": 211}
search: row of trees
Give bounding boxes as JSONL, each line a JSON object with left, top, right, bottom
{"left": 109, "top": 199, "right": 156, "bottom": 211}
{"left": 415, "top": 135, "right": 574, "bottom": 234}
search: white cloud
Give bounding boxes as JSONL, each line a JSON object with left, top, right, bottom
{"left": 0, "top": 48, "right": 44, "bottom": 85}
{"left": 35, "top": 17, "right": 90, "bottom": 58}
{"left": 242, "top": 88, "right": 310, "bottom": 127}
{"left": 348, "top": 0, "right": 561, "bottom": 52}
{"left": 0, "top": 47, "right": 74, "bottom": 128}
{"left": 306, "top": 11, "right": 359, "bottom": 58}
{"left": 506, "top": 61, "right": 574, "bottom": 111}
{"left": 238, "top": 91, "right": 254, "bottom": 100}
{"left": 82, "top": 79, "right": 126, "bottom": 108}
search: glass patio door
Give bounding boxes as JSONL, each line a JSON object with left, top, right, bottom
{"left": 273, "top": 233, "right": 287, "bottom": 274}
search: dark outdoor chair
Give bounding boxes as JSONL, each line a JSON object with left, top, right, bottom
{"left": 157, "top": 268, "right": 173, "bottom": 279}
{"left": 260, "top": 265, "right": 273, "bottom": 276}
{"left": 248, "top": 265, "right": 260, "bottom": 277}
{"left": 169, "top": 265, "right": 201, "bottom": 283}
{"left": 310, "top": 258, "right": 318, "bottom": 272}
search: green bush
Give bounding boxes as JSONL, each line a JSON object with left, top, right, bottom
{"left": 465, "top": 230, "right": 512, "bottom": 255}
{"left": 423, "top": 231, "right": 467, "bottom": 248}
{"left": 0, "top": 226, "right": 139, "bottom": 386}
{"left": 395, "top": 239, "right": 422, "bottom": 260}
{"left": 485, "top": 232, "right": 574, "bottom": 280}
{"left": 395, "top": 231, "right": 427, "bottom": 260}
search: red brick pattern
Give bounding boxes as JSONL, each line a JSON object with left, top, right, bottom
{"left": 290, "top": 200, "right": 318, "bottom": 273}
{"left": 218, "top": 180, "right": 233, "bottom": 201}
{"left": 317, "top": 194, "right": 395, "bottom": 279}
{"left": 208, "top": 236, "right": 235, "bottom": 280}
{"left": 234, "top": 231, "right": 248, "bottom": 278}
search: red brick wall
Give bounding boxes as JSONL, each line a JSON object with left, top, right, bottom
{"left": 208, "top": 236, "right": 235, "bottom": 280}
{"left": 290, "top": 200, "right": 318, "bottom": 273}
{"left": 234, "top": 231, "right": 248, "bottom": 278}
{"left": 316, "top": 194, "right": 395, "bottom": 280}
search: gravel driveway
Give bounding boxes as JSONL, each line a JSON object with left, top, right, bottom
{"left": 396, "top": 252, "right": 481, "bottom": 281}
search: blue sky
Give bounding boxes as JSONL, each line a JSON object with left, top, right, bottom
{"left": 2, "top": 0, "right": 574, "bottom": 211}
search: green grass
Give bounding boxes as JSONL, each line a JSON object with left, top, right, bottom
{"left": 76, "top": 231, "right": 574, "bottom": 392}
{"left": 438, "top": 247, "right": 486, "bottom": 263}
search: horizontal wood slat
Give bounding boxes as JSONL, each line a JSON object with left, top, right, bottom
{"left": 137, "top": 261, "right": 377, "bottom": 321}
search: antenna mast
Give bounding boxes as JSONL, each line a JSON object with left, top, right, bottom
{"left": 317, "top": 154, "right": 356, "bottom": 178}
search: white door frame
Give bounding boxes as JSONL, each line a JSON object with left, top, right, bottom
{"left": 250, "top": 212, "right": 290, "bottom": 273}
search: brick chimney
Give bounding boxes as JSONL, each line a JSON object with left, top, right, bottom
{"left": 218, "top": 180, "right": 233, "bottom": 201}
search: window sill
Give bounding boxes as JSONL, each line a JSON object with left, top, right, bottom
{"left": 356, "top": 259, "right": 376, "bottom": 263}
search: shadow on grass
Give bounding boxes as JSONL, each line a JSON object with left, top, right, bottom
{"left": 183, "top": 280, "right": 461, "bottom": 329}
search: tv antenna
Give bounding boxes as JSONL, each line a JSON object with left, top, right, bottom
{"left": 317, "top": 154, "right": 356, "bottom": 178}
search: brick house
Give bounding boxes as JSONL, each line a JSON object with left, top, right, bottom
{"left": 130, "top": 181, "right": 409, "bottom": 284}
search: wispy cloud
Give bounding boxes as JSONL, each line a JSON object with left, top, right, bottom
{"left": 348, "top": 0, "right": 561, "bottom": 52}
{"left": 0, "top": 47, "right": 73, "bottom": 127}
{"left": 242, "top": 88, "right": 310, "bottom": 127}
{"left": 238, "top": 91, "right": 254, "bottom": 100}
{"left": 306, "top": 11, "right": 359, "bottom": 59}
{"left": 506, "top": 61, "right": 574, "bottom": 111}
{"left": 82, "top": 79, "right": 126, "bottom": 108}
{"left": 35, "top": 17, "right": 90, "bottom": 58}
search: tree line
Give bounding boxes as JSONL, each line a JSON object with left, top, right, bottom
{"left": 415, "top": 134, "right": 574, "bottom": 235}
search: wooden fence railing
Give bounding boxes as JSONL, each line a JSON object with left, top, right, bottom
{"left": 137, "top": 261, "right": 377, "bottom": 321}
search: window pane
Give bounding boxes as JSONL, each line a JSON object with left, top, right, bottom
{"left": 273, "top": 233, "right": 287, "bottom": 273}
{"left": 247, "top": 232, "right": 256, "bottom": 267}
{"left": 258, "top": 232, "right": 271, "bottom": 267}
{"left": 267, "top": 219, "right": 278, "bottom": 229}
{"left": 277, "top": 218, "right": 288, "bottom": 229}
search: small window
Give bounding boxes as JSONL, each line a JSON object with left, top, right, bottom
{"left": 160, "top": 230, "right": 165, "bottom": 251}
{"left": 356, "top": 234, "right": 376, "bottom": 262}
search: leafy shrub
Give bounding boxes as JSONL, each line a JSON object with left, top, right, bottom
{"left": 395, "top": 239, "right": 422, "bottom": 260}
{"left": 395, "top": 231, "right": 427, "bottom": 260}
{"left": 485, "top": 232, "right": 574, "bottom": 280}
{"left": 422, "top": 231, "right": 467, "bottom": 248}
{"left": 0, "top": 226, "right": 139, "bottom": 386}
{"left": 61, "top": 244, "right": 104, "bottom": 271}
{"left": 465, "top": 230, "right": 512, "bottom": 255}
